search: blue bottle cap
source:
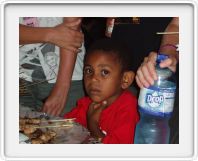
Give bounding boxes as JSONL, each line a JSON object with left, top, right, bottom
{"left": 157, "top": 53, "right": 169, "bottom": 63}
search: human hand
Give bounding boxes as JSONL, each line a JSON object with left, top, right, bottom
{"left": 63, "top": 17, "right": 82, "bottom": 30}
{"left": 135, "top": 52, "right": 178, "bottom": 88}
{"left": 48, "top": 18, "right": 84, "bottom": 53}
{"left": 41, "top": 84, "right": 69, "bottom": 116}
{"left": 87, "top": 101, "right": 107, "bottom": 138}
{"left": 87, "top": 101, "right": 108, "bottom": 123}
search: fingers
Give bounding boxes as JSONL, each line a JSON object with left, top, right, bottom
{"left": 42, "top": 102, "right": 63, "bottom": 117}
{"left": 93, "top": 103, "right": 101, "bottom": 109}
{"left": 136, "top": 69, "right": 150, "bottom": 88}
{"left": 136, "top": 52, "right": 158, "bottom": 88}
{"left": 42, "top": 103, "right": 55, "bottom": 116}
{"left": 65, "top": 28, "right": 83, "bottom": 43}
{"left": 62, "top": 44, "right": 82, "bottom": 53}
{"left": 64, "top": 29, "right": 84, "bottom": 51}
{"left": 100, "top": 100, "right": 108, "bottom": 109}
{"left": 64, "top": 18, "right": 82, "bottom": 28}
{"left": 52, "top": 22, "right": 84, "bottom": 50}
{"left": 69, "top": 28, "right": 84, "bottom": 40}
{"left": 71, "top": 41, "right": 82, "bottom": 49}
{"left": 135, "top": 75, "right": 144, "bottom": 89}
{"left": 90, "top": 101, "right": 108, "bottom": 110}
{"left": 143, "top": 52, "right": 158, "bottom": 80}
{"left": 159, "top": 56, "right": 177, "bottom": 72}
{"left": 135, "top": 52, "right": 178, "bottom": 89}
{"left": 42, "top": 104, "right": 52, "bottom": 116}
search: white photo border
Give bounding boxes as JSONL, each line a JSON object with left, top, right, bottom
{"left": 1, "top": 0, "right": 198, "bottom": 161}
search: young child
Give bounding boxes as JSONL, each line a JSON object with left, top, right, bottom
{"left": 64, "top": 38, "right": 139, "bottom": 144}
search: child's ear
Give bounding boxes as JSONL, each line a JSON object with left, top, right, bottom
{"left": 121, "top": 71, "right": 135, "bottom": 89}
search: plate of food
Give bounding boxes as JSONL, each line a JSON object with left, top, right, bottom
{"left": 19, "top": 107, "right": 90, "bottom": 144}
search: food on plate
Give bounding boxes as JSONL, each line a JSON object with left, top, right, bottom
{"left": 19, "top": 117, "right": 57, "bottom": 144}
{"left": 19, "top": 118, "right": 41, "bottom": 125}
{"left": 31, "top": 138, "right": 44, "bottom": 144}
{"left": 28, "top": 129, "right": 43, "bottom": 139}
{"left": 23, "top": 125, "right": 37, "bottom": 135}
{"left": 31, "top": 131, "right": 57, "bottom": 144}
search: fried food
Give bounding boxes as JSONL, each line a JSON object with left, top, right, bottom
{"left": 29, "top": 131, "right": 57, "bottom": 144}
{"left": 31, "top": 138, "right": 44, "bottom": 144}
{"left": 23, "top": 126, "right": 37, "bottom": 135}
{"left": 19, "top": 117, "right": 57, "bottom": 144}
{"left": 29, "top": 129, "right": 43, "bottom": 139}
{"left": 38, "top": 131, "right": 57, "bottom": 143}
{"left": 19, "top": 118, "right": 41, "bottom": 125}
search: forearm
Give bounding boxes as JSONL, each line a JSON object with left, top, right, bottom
{"left": 87, "top": 120, "right": 105, "bottom": 139}
{"left": 159, "top": 17, "right": 179, "bottom": 57}
{"left": 53, "top": 17, "right": 81, "bottom": 90}
{"left": 87, "top": 103, "right": 106, "bottom": 139}
{"left": 19, "top": 24, "right": 52, "bottom": 44}
{"left": 55, "top": 49, "right": 77, "bottom": 88}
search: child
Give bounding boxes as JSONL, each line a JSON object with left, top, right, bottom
{"left": 64, "top": 38, "right": 139, "bottom": 144}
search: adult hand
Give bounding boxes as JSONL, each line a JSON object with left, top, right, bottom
{"left": 135, "top": 52, "right": 178, "bottom": 89}
{"left": 41, "top": 84, "right": 69, "bottom": 116}
{"left": 48, "top": 18, "right": 84, "bottom": 53}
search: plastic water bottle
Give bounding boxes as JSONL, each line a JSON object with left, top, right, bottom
{"left": 134, "top": 53, "right": 176, "bottom": 144}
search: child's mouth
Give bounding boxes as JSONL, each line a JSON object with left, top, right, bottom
{"left": 90, "top": 89, "right": 100, "bottom": 95}
{"left": 89, "top": 88, "right": 101, "bottom": 95}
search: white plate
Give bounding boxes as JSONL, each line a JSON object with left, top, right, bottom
{"left": 19, "top": 132, "right": 31, "bottom": 144}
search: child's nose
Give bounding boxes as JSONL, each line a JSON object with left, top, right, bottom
{"left": 91, "top": 73, "right": 100, "bottom": 82}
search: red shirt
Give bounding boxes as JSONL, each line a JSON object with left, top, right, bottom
{"left": 64, "top": 90, "right": 139, "bottom": 144}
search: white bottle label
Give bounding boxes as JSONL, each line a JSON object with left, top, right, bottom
{"left": 138, "top": 87, "right": 176, "bottom": 117}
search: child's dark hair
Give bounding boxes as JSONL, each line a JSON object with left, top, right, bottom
{"left": 85, "top": 38, "right": 133, "bottom": 72}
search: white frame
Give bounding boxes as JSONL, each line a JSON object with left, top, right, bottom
{"left": 0, "top": 0, "right": 197, "bottom": 161}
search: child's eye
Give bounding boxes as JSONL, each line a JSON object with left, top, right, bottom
{"left": 84, "top": 68, "right": 93, "bottom": 75}
{"left": 101, "top": 69, "right": 109, "bottom": 76}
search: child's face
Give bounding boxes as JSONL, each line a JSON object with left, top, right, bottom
{"left": 84, "top": 51, "right": 124, "bottom": 105}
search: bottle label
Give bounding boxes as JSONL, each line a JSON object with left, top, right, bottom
{"left": 138, "top": 87, "right": 176, "bottom": 117}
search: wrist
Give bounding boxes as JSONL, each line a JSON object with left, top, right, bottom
{"left": 87, "top": 121, "right": 105, "bottom": 139}
{"left": 160, "top": 44, "right": 178, "bottom": 51}
{"left": 44, "top": 28, "right": 54, "bottom": 44}
{"left": 93, "top": 136, "right": 103, "bottom": 143}
{"left": 159, "top": 43, "right": 179, "bottom": 60}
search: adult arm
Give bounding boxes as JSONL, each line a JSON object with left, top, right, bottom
{"left": 19, "top": 19, "right": 83, "bottom": 52}
{"left": 136, "top": 17, "right": 179, "bottom": 88}
{"left": 42, "top": 17, "right": 83, "bottom": 116}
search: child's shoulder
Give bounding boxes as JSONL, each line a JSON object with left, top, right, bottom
{"left": 117, "top": 90, "right": 137, "bottom": 108}
{"left": 121, "top": 90, "right": 137, "bottom": 102}
{"left": 117, "top": 90, "right": 138, "bottom": 113}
